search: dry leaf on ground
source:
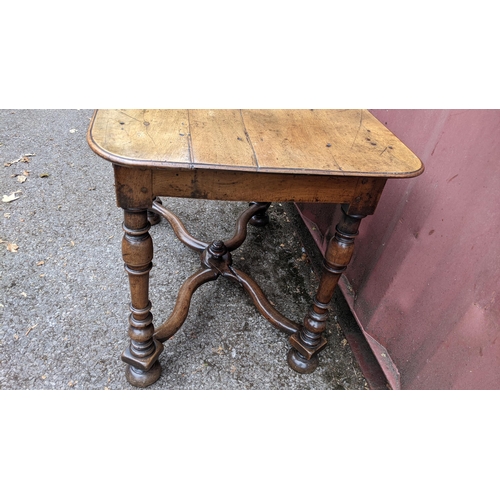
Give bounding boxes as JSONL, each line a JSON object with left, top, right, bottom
{"left": 213, "top": 346, "right": 225, "bottom": 355}
{"left": 4, "top": 154, "right": 35, "bottom": 167}
{"left": 2, "top": 191, "right": 22, "bottom": 203}
{"left": 25, "top": 324, "right": 37, "bottom": 336}
{"left": 0, "top": 240, "right": 18, "bottom": 252}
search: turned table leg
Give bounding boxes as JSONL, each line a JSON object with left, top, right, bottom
{"left": 121, "top": 209, "right": 163, "bottom": 387}
{"left": 288, "top": 206, "right": 365, "bottom": 373}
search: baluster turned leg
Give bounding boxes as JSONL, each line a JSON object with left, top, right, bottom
{"left": 288, "top": 206, "right": 364, "bottom": 373}
{"left": 121, "top": 209, "right": 163, "bottom": 387}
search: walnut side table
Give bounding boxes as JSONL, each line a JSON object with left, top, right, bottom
{"left": 87, "top": 109, "right": 423, "bottom": 388}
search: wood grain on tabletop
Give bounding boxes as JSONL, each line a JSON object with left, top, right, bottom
{"left": 88, "top": 109, "right": 423, "bottom": 177}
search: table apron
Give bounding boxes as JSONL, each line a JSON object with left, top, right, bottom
{"left": 112, "top": 163, "right": 386, "bottom": 215}
{"left": 152, "top": 168, "right": 361, "bottom": 204}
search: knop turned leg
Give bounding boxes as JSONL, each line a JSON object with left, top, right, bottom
{"left": 288, "top": 207, "right": 364, "bottom": 373}
{"left": 121, "top": 209, "right": 163, "bottom": 387}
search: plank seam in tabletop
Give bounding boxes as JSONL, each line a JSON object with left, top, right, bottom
{"left": 187, "top": 109, "right": 194, "bottom": 164}
{"left": 239, "top": 109, "right": 260, "bottom": 169}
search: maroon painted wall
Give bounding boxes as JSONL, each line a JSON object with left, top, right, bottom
{"left": 297, "top": 110, "right": 500, "bottom": 389}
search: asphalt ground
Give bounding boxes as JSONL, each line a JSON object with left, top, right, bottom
{"left": 0, "top": 109, "right": 368, "bottom": 390}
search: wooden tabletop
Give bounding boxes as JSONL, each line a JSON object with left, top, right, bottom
{"left": 88, "top": 109, "right": 423, "bottom": 178}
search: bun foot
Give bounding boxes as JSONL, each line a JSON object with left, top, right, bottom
{"left": 125, "top": 361, "right": 162, "bottom": 388}
{"left": 287, "top": 348, "right": 319, "bottom": 374}
{"left": 249, "top": 212, "right": 269, "bottom": 227}
{"left": 248, "top": 202, "right": 270, "bottom": 227}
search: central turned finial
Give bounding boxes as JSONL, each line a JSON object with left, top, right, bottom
{"left": 208, "top": 240, "right": 226, "bottom": 259}
{"left": 202, "top": 240, "right": 232, "bottom": 270}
